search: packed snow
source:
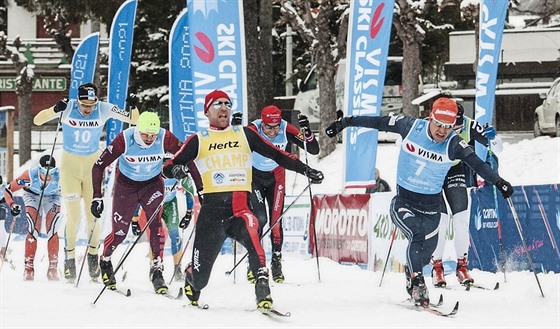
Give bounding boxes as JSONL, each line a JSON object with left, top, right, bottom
{"left": 1, "top": 132, "right": 559, "bottom": 328}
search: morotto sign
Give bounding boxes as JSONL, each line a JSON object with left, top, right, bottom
{"left": 311, "top": 194, "right": 370, "bottom": 265}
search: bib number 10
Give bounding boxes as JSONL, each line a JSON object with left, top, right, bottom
{"left": 74, "top": 130, "right": 92, "bottom": 143}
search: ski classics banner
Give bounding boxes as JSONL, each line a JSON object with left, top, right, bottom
{"left": 68, "top": 32, "right": 99, "bottom": 99}
{"left": 343, "top": 0, "right": 395, "bottom": 189}
{"left": 169, "top": 0, "right": 247, "bottom": 141}
{"left": 106, "top": 0, "right": 138, "bottom": 145}
{"left": 474, "top": 0, "right": 508, "bottom": 160}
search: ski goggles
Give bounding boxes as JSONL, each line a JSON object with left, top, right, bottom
{"left": 431, "top": 117, "right": 455, "bottom": 129}
{"left": 212, "top": 101, "right": 232, "bottom": 110}
{"left": 78, "top": 100, "right": 98, "bottom": 108}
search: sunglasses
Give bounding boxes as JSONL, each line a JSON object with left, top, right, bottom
{"left": 431, "top": 117, "right": 454, "bottom": 129}
{"left": 212, "top": 101, "right": 232, "bottom": 110}
{"left": 78, "top": 100, "right": 97, "bottom": 108}
{"left": 263, "top": 123, "right": 280, "bottom": 130}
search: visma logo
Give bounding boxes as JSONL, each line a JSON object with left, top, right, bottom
{"left": 194, "top": 32, "right": 214, "bottom": 63}
{"left": 369, "top": 2, "right": 386, "bottom": 38}
{"left": 68, "top": 120, "right": 100, "bottom": 127}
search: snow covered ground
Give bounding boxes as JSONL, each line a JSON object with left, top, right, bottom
{"left": 1, "top": 132, "right": 559, "bottom": 328}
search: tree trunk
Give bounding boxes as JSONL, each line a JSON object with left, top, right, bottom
{"left": 17, "top": 94, "right": 32, "bottom": 165}
{"left": 243, "top": 0, "right": 274, "bottom": 121}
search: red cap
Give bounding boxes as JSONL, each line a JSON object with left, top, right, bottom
{"left": 261, "top": 105, "right": 282, "bottom": 125}
{"left": 431, "top": 98, "right": 458, "bottom": 124}
{"left": 204, "top": 90, "right": 231, "bottom": 114}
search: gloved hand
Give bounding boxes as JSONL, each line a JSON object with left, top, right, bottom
{"left": 10, "top": 204, "right": 21, "bottom": 216}
{"left": 231, "top": 112, "right": 242, "bottom": 125}
{"left": 304, "top": 166, "right": 324, "bottom": 184}
{"left": 179, "top": 210, "right": 193, "bottom": 229}
{"left": 495, "top": 179, "right": 513, "bottom": 198}
{"left": 131, "top": 221, "right": 141, "bottom": 236}
{"left": 325, "top": 120, "right": 344, "bottom": 138}
{"left": 126, "top": 93, "right": 138, "bottom": 108}
{"left": 483, "top": 124, "right": 496, "bottom": 139}
{"left": 170, "top": 165, "right": 189, "bottom": 180}
{"left": 298, "top": 114, "right": 310, "bottom": 133}
{"left": 91, "top": 198, "right": 104, "bottom": 218}
{"left": 54, "top": 98, "right": 68, "bottom": 113}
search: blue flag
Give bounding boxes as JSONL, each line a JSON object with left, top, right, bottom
{"left": 474, "top": 0, "right": 508, "bottom": 160}
{"left": 106, "top": 0, "right": 138, "bottom": 145}
{"left": 169, "top": 8, "right": 196, "bottom": 142}
{"left": 69, "top": 33, "right": 99, "bottom": 99}
{"left": 170, "top": 0, "right": 246, "bottom": 137}
{"left": 343, "top": 0, "right": 395, "bottom": 189}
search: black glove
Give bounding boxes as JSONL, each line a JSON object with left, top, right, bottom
{"left": 325, "top": 120, "right": 343, "bottom": 138}
{"left": 91, "top": 198, "right": 104, "bottom": 218}
{"left": 54, "top": 98, "right": 68, "bottom": 113}
{"left": 179, "top": 210, "right": 193, "bottom": 229}
{"left": 231, "top": 112, "right": 242, "bottom": 125}
{"left": 298, "top": 114, "right": 310, "bottom": 132}
{"left": 10, "top": 204, "right": 21, "bottom": 216}
{"left": 170, "top": 165, "right": 189, "bottom": 180}
{"left": 304, "top": 166, "right": 324, "bottom": 184}
{"left": 131, "top": 221, "right": 141, "bottom": 236}
{"left": 126, "top": 93, "right": 138, "bottom": 108}
{"left": 495, "top": 179, "right": 513, "bottom": 198}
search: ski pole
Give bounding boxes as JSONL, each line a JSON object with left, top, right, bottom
{"left": 300, "top": 121, "right": 321, "bottom": 282}
{"left": 225, "top": 184, "right": 310, "bottom": 275}
{"left": 168, "top": 225, "right": 195, "bottom": 284}
{"left": 0, "top": 210, "right": 19, "bottom": 272}
{"left": 92, "top": 184, "right": 171, "bottom": 305}
{"left": 487, "top": 145, "right": 507, "bottom": 282}
{"left": 378, "top": 227, "right": 397, "bottom": 287}
{"left": 533, "top": 188, "right": 560, "bottom": 261}
{"left": 506, "top": 197, "right": 545, "bottom": 298}
{"left": 75, "top": 216, "right": 99, "bottom": 287}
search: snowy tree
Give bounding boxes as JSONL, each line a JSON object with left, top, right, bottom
{"left": 279, "top": 0, "right": 348, "bottom": 158}
{"left": 0, "top": 33, "right": 33, "bottom": 164}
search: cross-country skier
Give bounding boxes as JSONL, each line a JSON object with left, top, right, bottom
{"left": 33, "top": 83, "right": 139, "bottom": 283}
{"left": 232, "top": 105, "right": 319, "bottom": 283}
{"left": 163, "top": 90, "right": 324, "bottom": 311}
{"left": 91, "top": 111, "right": 182, "bottom": 294}
{"left": 325, "top": 97, "right": 513, "bottom": 307}
{"left": 3, "top": 155, "right": 61, "bottom": 281}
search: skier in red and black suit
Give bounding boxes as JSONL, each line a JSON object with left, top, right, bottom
{"left": 232, "top": 105, "right": 319, "bottom": 283}
{"left": 163, "top": 90, "right": 323, "bottom": 311}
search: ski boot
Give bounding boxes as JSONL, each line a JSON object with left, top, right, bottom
{"left": 271, "top": 252, "right": 285, "bottom": 283}
{"left": 150, "top": 268, "right": 168, "bottom": 294}
{"left": 411, "top": 273, "right": 430, "bottom": 307}
{"left": 255, "top": 267, "right": 273, "bottom": 310}
{"left": 404, "top": 265, "right": 413, "bottom": 298}
{"left": 246, "top": 266, "right": 256, "bottom": 283}
{"left": 173, "top": 264, "right": 185, "bottom": 282}
{"left": 456, "top": 256, "right": 474, "bottom": 286}
{"left": 431, "top": 258, "right": 446, "bottom": 287}
{"left": 87, "top": 254, "right": 100, "bottom": 282}
{"left": 47, "top": 258, "right": 59, "bottom": 281}
{"left": 64, "top": 258, "right": 76, "bottom": 283}
{"left": 412, "top": 273, "right": 430, "bottom": 307}
{"left": 23, "top": 257, "right": 34, "bottom": 281}
{"left": 184, "top": 264, "right": 201, "bottom": 306}
{"left": 99, "top": 258, "right": 116, "bottom": 288}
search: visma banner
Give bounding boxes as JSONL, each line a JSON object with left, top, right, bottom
{"left": 68, "top": 33, "right": 99, "bottom": 99}
{"left": 106, "top": 0, "right": 138, "bottom": 145}
{"left": 474, "top": 0, "right": 508, "bottom": 160}
{"left": 469, "top": 184, "right": 560, "bottom": 273}
{"left": 343, "top": 0, "right": 395, "bottom": 189}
